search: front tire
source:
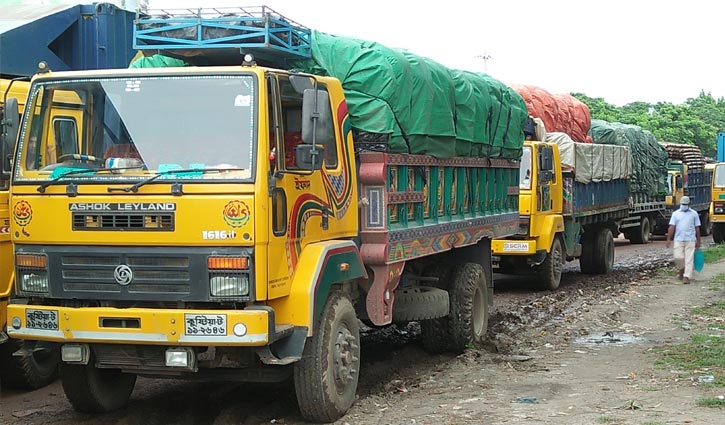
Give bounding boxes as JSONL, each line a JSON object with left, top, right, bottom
{"left": 294, "top": 291, "right": 360, "bottom": 423}
{"left": 536, "top": 237, "right": 564, "bottom": 290}
{"left": 61, "top": 361, "right": 136, "bottom": 413}
{"left": 0, "top": 340, "right": 59, "bottom": 390}
{"left": 714, "top": 223, "right": 725, "bottom": 244}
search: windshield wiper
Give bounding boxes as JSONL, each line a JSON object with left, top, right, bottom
{"left": 107, "top": 167, "right": 247, "bottom": 193}
{"left": 36, "top": 168, "right": 103, "bottom": 193}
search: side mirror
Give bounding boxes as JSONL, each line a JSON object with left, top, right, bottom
{"left": 295, "top": 144, "right": 325, "bottom": 170}
{"left": 0, "top": 97, "right": 20, "bottom": 179}
{"left": 301, "top": 89, "right": 333, "bottom": 147}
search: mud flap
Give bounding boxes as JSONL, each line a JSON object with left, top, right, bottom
{"left": 256, "top": 327, "right": 308, "bottom": 365}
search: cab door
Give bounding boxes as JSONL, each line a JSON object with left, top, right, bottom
{"left": 265, "top": 74, "right": 338, "bottom": 300}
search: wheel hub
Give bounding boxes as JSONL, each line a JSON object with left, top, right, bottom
{"left": 333, "top": 328, "right": 359, "bottom": 389}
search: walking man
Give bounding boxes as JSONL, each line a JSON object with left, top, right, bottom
{"left": 665, "top": 196, "right": 701, "bottom": 284}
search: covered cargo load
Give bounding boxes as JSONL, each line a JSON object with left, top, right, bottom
{"left": 295, "top": 31, "right": 527, "bottom": 159}
{"left": 659, "top": 142, "right": 706, "bottom": 169}
{"left": 511, "top": 85, "right": 592, "bottom": 143}
{"left": 545, "top": 132, "right": 630, "bottom": 184}
{"left": 589, "top": 119, "right": 668, "bottom": 197}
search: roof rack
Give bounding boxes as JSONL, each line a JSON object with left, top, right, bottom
{"left": 134, "top": 6, "right": 312, "bottom": 66}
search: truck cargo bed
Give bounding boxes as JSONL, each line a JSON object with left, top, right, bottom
{"left": 357, "top": 152, "right": 520, "bottom": 265}
{"left": 563, "top": 175, "right": 629, "bottom": 221}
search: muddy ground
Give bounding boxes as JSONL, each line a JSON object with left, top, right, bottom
{"left": 1, "top": 234, "right": 723, "bottom": 424}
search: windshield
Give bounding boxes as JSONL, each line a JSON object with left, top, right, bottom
{"left": 519, "top": 146, "right": 532, "bottom": 190}
{"left": 715, "top": 165, "right": 725, "bottom": 188}
{"left": 13, "top": 75, "right": 256, "bottom": 184}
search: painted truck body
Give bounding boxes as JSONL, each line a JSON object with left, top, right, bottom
{"left": 492, "top": 141, "right": 629, "bottom": 290}
{"left": 654, "top": 162, "right": 713, "bottom": 236}
{"left": 2, "top": 14, "right": 520, "bottom": 423}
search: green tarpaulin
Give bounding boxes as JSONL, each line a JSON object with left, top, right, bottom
{"left": 129, "top": 54, "right": 189, "bottom": 68}
{"left": 295, "top": 31, "right": 526, "bottom": 159}
{"left": 589, "top": 119, "right": 668, "bottom": 196}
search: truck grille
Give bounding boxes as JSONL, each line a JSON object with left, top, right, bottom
{"left": 72, "top": 213, "right": 174, "bottom": 231}
{"left": 61, "top": 255, "right": 191, "bottom": 294}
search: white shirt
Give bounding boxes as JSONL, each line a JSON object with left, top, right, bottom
{"left": 669, "top": 207, "right": 701, "bottom": 242}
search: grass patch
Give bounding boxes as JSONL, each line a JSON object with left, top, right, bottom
{"left": 595, "top": 417, "right": 621, "bottom": 423}
{"left": 657, "top": 334, "right": 725, "bottom": 387}
{"left": 691, "top": 301, "right": 725, "bottom": 316}
{"left": 703, "top": 244, "right": 725, "bottom": 263}
{"left": 707, "top": 273, "right": 725, "bottom": 291}
{"left": 696, "top": 397, "right": 725, "bottom": 408}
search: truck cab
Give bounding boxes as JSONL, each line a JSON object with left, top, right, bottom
{"left": 711, "top": 162, "right": 725, "bottom": 243}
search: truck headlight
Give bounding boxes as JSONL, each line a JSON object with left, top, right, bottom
{"left": 16, "top": 253, "right": 49, "bottom": 294}
{"left": 210, "top": 274, "right": 249, "bottom": 297}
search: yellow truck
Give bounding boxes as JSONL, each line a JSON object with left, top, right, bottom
{"left": 711, "top": 163, "right": 725, "bottom": 243}
{"left": 0, "top": 78, "right": 61, "bottom": 389}
{"left": 492, "top": 136, "right": 631, "bottom": 290}
{"left": 2, "top": 8, "right": 525, "bottom": 423}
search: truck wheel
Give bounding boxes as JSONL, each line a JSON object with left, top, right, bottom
{"left": 0, "top": 340, "right": 59, "bottom": 390}
{"left": 294, "top": 291, "right": 360, "bottom": 423}
{"left": 714, "top": 223, "right": 725, "bottom": 244}
{"left": 579, "top": 231, "right": 595, "bottom": 274}
{"left": 448, "top": 263, "right": 488, "bottom": 353}
{"left": 629, "top": 217, "right": 651, "bottom": 245}
{"left": 700, "top": 213, "right": 712, "bottom": 236}
{"left": 536, "top": 237, "right": 563, "bottom": 290}
{"left": 61, "top": 361, "right": 136, "bottom": 413}
{"left": 392, "top": 286, "right": 449, "bottom": 323}
{"left": 592, "top": 227, "right": 614, "bottom": 274}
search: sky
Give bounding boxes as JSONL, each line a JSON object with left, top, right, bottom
{"left": 136, "top": 0, "right": 725, "bottom": 106}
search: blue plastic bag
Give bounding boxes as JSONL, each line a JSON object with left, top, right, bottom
{"left": 694, "top": 248, "right": 705, "bottom": 272}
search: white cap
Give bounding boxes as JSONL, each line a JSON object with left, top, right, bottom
{"left": 680, "top": 196, "right": 690, "bottom": 205}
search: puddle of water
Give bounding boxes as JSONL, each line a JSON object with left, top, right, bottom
{"left": 574, "top": 331, "right": 644, "bottom": 345}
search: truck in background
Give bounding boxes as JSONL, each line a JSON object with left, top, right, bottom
{"left": 653, "top": 160, "right": 713, "bottom": 236}
{"left": 711, "top": 162, "right": 725, "bottom": 243}
{"left": 492, "top": 133, "right": 630, "bottom": 290}
{"left": 0, "top": 79, "right": 63, "bottom": 389}
{"left": 0, "top": 2, "right": 138, "bottom": 391}
{"left": 3, "top": 8, "right": 524, "bottom": 423}
{"left": 588, "top": 120, "right": 669, "bottom": 245}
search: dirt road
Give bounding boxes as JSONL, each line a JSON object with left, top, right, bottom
{"left": 1, "top": 235, "right": 723, "bottom": 424}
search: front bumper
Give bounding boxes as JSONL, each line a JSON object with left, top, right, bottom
{"left": 6, "top": 305, "right": 272, "bottom": 346}
{"left": 491, "top": 239, "right": 538, "bottom": 255}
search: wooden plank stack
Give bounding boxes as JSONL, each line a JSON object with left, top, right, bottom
{"left": 659, "top": 142, "right": 706, "bottom": 169}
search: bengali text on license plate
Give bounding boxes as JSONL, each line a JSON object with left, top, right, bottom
{"left": 184, "top": 314, "right": 227, "bottom": 336}
{"left": 503, "top": 242, "right": 530, "bottom": 252}
{"left": 26, "top": 309, "right": 59, "bottom": 330}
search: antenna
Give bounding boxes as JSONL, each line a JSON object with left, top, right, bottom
{"left": 474, "top": 53, "right": 492, "bottom": 72}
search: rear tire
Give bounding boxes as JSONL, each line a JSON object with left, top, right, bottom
{"left": 61, "top": 361, "right": 136, "bottom": 413}
{"left": 700, "top": 213, "right": 712, "bottom": 236}
{"left": 629, "top": 217, "right": 651, "bottom": 245}
{"left": 448, "top": 263, "right": 489, "bottom": 352}
{"left": 0, "top": 340, "right": 59, "bottom": 390}
{"left": 294, "top": 292, "right": 360, "bottom": 423}
{"left": 592, "top": 227, "right": 614, "bottom": 274}
{"left": 535, "top": 237, "right": 563, "bottom": 290}
{"left": 579, "top": 231, "right": 595, "bottom": 274}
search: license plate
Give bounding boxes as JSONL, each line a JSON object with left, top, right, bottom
{"left": 184, "top": 314, "right": 227, "bottom": 336}
{"left": 503, "top": 242, "right": 530, "bottom": 252}
{"left": 26, "top": 309, "right": 59, "bottom": 330}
